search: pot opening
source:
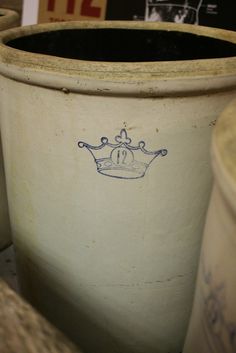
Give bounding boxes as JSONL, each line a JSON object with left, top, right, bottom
{"left": 6, "top": 28, "right": 236, "bottom": 62}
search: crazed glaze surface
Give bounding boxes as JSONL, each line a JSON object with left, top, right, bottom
{"left": 183, "top": 99, "right": 236, "bottom": 353}
{"left": 0, "top": 21, "right": 236, "bottom": 353}
{"left": 0, "top": 8, "right": 19, "bottom": 251}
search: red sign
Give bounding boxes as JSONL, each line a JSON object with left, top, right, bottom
{"left": 38, "top": 0, "right": 107, "bottom": 22}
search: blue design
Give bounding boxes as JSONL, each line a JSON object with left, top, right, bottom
{"left": 201, "top": 258, "right": 236, "bottom": 353}
{"left": 78, "top": 129, "right": 168, "bottom": 179}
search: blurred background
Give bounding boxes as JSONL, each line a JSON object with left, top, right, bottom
{"left": 0, "top": 0, "right": 235, "bottom": 30}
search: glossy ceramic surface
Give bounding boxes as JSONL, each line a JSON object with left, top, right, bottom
{"left": 0, "top": 21, "right": 236, "bottom": 353}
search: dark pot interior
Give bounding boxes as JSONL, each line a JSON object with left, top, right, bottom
{"left": 7, "top": 28, "right": 236, "bottom": 62}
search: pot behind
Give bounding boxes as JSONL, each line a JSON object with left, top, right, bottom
{"left": 183, "top": 98, "right": 236, "bottom": 353}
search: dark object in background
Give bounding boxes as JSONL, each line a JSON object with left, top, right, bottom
{"left": 106, "top": 0, "right": 236, "bottom": 31}
{"left": 36, "top": 0, "right": 235, "bottom": 31}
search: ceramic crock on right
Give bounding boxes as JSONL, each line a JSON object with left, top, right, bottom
{"left": 0, "top": 21, "right": 236, "bottom": 353}
{"left": 0, "top": 8, "right": 19, "bottom": 250}
{"left": 183, "top": 99, "right": 236, "bottom": 353}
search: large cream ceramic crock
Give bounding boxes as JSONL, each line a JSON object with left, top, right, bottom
{"left": 183, "top": 99, "right": 236, "bottom": 353}
{"left": 0, "top": 8, "right": 19, "bottom": 250}
{"left": 0, "top": 21, "right": 236, "bottom": 353}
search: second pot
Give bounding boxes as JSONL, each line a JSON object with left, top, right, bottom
{"left": 183, "top": 98, "right": 236, "bottom": 353}
{"left": 0, "top": 8, "right": 19, "bottom": 31}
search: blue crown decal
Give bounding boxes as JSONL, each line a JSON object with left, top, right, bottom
{"left": 78, "top": 129, "right": 168, "bottom": 180}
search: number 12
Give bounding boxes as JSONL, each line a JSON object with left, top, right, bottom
{"left": 47, "top": 0, "right": 102, "bottom": 17}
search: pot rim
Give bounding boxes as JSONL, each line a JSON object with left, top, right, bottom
{"left": 0, "top": 8, "right": 18, "bottom": 17}
{"left": 0, "top": 8, "right": 19, "bottom": 30}
{"left": 1, "top": 21, "right": 236, "bottom": 96}
{"left": 212, "top": 99, "right": 236, "bottom": 213}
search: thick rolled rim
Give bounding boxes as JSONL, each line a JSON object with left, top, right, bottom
{"left": 0, "top": 8, "right": 19, "bottom": 29}
{"left": 212, "top": 99, "right": 236, "bottom": 212}
{"left": 0, "top": 21, "right": 236, "bottom": 96}
{"left": 0, "top": 8, "right": 17, "bottom": 17}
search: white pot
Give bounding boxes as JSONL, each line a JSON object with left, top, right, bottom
{"left": 183, "top": 99, "right": 236, "bottom": 353}
{"left": 0, "top": 21, "right": 236, "bottom": 353}
{"left": 0, "top": 8, "right": 19, "bottom": 250}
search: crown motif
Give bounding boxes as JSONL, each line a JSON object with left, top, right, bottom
{"left": 78, "top": 129, "right": 168, "bottom": 179}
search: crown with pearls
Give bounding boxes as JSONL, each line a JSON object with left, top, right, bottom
{"left": 78, "top": 129, "right": 168, "bottom": 180}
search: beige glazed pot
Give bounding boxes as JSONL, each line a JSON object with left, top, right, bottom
{"left": 0, "top": 8, "right": 19, "bottom": 250}
{"left": 183, "top": 99, "right": 236, "bottom": 353}
{"left": 0, "top": 21, "right": 236, "bottom": 353}
{"left": 0, "top": 8, "right": 19, "bottom": 31}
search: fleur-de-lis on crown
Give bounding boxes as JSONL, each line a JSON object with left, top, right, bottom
{"left": 115, "top": 129, "right": 131, "bottom": 144}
